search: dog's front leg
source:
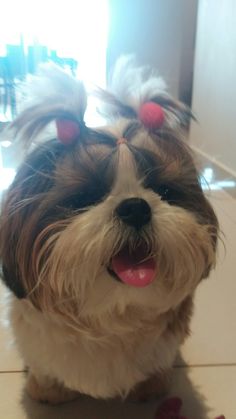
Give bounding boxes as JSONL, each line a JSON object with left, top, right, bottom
{"left": 26, "top": 372, "right": 79, "bottom": 405}
{"left": 127, "top": 369, "right": 171, "bottom": 402}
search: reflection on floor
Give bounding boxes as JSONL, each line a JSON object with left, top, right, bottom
{"left": 0, "top": 160, "right": 235, "bottom": 418}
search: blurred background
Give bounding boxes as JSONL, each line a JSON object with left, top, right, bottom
{"left": 0, "top": 0, "right": 235, "bottom": 189}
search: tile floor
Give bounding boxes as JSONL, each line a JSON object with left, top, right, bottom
{"left": 0, "top": 183, "right": 235, "bottom": 418}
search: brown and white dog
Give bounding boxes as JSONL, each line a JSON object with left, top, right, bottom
{"left": 0, "top": 57, "right": 218, "bottom": 404}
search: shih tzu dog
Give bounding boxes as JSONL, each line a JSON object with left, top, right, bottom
{"left": 0, "top": 57, "right": 218, "bottom": 404}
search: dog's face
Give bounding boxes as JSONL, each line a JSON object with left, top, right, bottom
{"left": 0, "top": 60, "right": 218, "bottom": 326}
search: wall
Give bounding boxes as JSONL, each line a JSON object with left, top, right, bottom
{"left": 107, "top": 0, "right": 198, "bottom": 103}
{"left": 190, "top": 0, "right": 236, "bottom": 175}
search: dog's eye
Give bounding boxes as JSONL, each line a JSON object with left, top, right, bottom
{"left": 155, "top": 185, "right": 170, "bottom": 199}
{"left": 60, "top": 186, "right": 107, "bottom": 211}
{"left": 151, "top": 184, "right": 180, "bottom": 205}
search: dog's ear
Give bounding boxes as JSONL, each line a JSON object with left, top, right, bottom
{"left": 0, "top": 138, "right": 64, "bottom": 300}
{"left": 0, "top": 197, "right": 26, "bottom": 298}
{"left": 6, "top": 64, "right": 87, "bottom": 150}
{"left": 0, "top": 182, "right": 31, "bottom": 299}
{"left": 0, "top": 264, "right": 26, "bottom": 299}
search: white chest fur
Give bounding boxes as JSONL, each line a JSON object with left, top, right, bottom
{"left": 10, "top": 298, "right": 178, "bottom": 399}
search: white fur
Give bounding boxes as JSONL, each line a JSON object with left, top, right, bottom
{"left": 20, "top": 63, "right": 87, "bottom": 115}
{"left": 10, "top": 296, "right": 178, "bottom": 399}
{"left": 109, "top": 55, "right": 166, "bottom": 111}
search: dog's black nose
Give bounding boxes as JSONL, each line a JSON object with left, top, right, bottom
{"left": 115, "top": 198, "right": 151, "bottom": 229}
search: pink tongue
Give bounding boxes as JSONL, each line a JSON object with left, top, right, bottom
{"left": 111, "top": 247, "right": 156, "bottom": 288}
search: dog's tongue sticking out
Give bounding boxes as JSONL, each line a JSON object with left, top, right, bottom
{"left": 111, "top": 246, "right": 156, "bottom": 287}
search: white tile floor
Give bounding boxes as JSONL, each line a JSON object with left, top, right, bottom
{"left": 0, "top": 187, "right": 235, "bottom": 419}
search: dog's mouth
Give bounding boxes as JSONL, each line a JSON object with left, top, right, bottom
{"left": 108, "top": 244, "right": 157, "bottom": 288}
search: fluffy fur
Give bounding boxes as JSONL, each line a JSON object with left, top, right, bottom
{"left": 0, "top": 57, "right": 218, "bottom": 403}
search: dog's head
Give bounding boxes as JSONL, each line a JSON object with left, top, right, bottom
{"left": 0, "top": 57, "right": 218, "bottom": 326}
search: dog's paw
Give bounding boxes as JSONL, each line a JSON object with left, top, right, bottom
{"left": 127, "top": 370, "right": 171, "bottom": 403}
{"left": 26, "top": 374, "right": 79, "bottom": 405}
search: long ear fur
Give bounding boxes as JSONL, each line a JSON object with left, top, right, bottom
{"left": 7, "top": 64, "right": 87, "bottom": 147}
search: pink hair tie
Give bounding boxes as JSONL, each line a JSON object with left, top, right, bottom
{"left": 139, "top": 102, "right": 165, "bottom": 129}
{"left": 56, "top": 118, "right": 80, "bottom": 145}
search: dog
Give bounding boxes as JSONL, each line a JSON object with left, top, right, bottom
{"left": 0, "top": 57, "right": 218, "bottom": 404}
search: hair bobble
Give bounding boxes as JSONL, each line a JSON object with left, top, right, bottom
{"left": 138, "top": 102, "right": 165, "bottom": 130}
{"left": 55, "top": 103, "right": 165, "bottom": 146}
{"left": 56, "top": 118, "right": 80, "bottom": 145}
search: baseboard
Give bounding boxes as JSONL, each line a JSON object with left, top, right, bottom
{"left": 191, "top": 145, "right": 236, "bottom": 180}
